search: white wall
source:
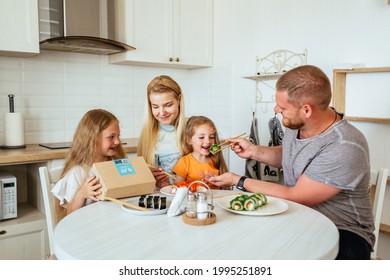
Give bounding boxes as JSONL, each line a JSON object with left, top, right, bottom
{"left": 0, "top": 0, "right": 390, "bottom": 258}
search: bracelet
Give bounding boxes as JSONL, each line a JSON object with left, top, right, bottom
{"left": 236, "top": 176, "right": 248, "bottom": 192}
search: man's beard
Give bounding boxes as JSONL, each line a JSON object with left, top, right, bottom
{"left": 282, "top": 117, "right": 304, "bottom": 130}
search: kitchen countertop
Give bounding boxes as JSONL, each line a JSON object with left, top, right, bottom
{"left": 0, "top": 138, "right": 138, "bottom": 165}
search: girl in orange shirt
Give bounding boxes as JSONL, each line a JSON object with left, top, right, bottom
{"left": 173, "top": 116, "right": 228, "bottom": 189}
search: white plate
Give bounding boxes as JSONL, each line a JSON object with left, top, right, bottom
{"left": 121, "top": 195, "right": 171, "bottom": 216}
{"left": 160, "top": 185, "right": 177, "bottom": 196}
{"left": 217, "top": 195, "right": 288, "bottom": 216}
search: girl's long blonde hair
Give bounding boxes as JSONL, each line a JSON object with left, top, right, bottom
{"left": 183, "top": 116, "right": 228, "bottom": 174}
{"left": 137, "top": 75, "right": 186, "bottom": 165}
{"left": 61, "top": 109, "right": 126, "bottom": 178}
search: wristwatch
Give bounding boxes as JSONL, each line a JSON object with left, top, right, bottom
{"left": 236, "top": 176, "right": 248, "bottom": 192}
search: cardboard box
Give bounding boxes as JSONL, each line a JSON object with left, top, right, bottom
{"left": 94, "top": 156, "right": 156, "bottom": 200}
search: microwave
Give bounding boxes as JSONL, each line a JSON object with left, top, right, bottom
{"left": 0, "top": 172, "right": 17, "bottom": 221}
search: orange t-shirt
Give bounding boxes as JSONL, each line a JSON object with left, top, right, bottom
{"left": 173, "top": 153, "right": 220, "bottom": 189}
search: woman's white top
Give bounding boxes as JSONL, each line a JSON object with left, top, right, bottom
{"left": 155, "top": 124, "right": 181, "bottom": 182}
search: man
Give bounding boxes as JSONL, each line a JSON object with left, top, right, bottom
{"left": 207, "top": 65, "right": 374, "bottom": 259}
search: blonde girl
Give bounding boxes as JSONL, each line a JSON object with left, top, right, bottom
{"left": 137, "top": 75, "right": 186, "bottom": 188}
{"left": 173, "top": 116, "right": 228, "bottom": 189}
{"left": 52, "top": 109, "right": 126, "bottom": 215}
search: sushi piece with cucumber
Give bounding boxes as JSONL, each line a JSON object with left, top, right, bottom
{"left": 229, "top": 193, "right": 268, "bottom": 211}
{"left": 251, "top": 193, "right": 267, "bottom": 207}
{"left": 244, "top": 196, "right": 258, "bottom": 211}
{"left": 230, "top": 197, "right": 245, "bottom": 210}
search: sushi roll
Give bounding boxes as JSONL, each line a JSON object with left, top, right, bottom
{"left": 146, "top": 196, "right": 153, "bottom": 208}
{"left": 153, "top": 196, "right": 160, "bottom": 209}
{"left": 244, "top": 197, "right": 257, "bottom": 211}
{"left": 258, "top": 193, "right": 267, "bottom": 206}
{"left": 160, "top": 197, "right": 167, "bottom": 209}
{"left": 251, "top": 193, "right": 267, "bottom": 207}
{"left": 209, "top": 144, "right": 219, "bottom": 155}
{"left": 230, "top": 198, "right": 244, "bottom": 211}
{"left": 138, "top": 195, "right": 146, "bottom": 207}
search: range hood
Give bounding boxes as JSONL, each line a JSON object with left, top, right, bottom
{"left": 39, "top": 0, "right": 135, "bottom": 55}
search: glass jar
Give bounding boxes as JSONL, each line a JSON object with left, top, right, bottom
{"left": 196, "top": 192, "right": 208, "bottom": 220}
{"left": 186, "top": 193, "right": 197, "bottom": 218}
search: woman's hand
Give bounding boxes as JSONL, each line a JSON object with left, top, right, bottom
{"left": 150, "top": 167, "right": 170, "bottom": 189}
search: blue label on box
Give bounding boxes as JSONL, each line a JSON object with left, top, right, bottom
{"left": 113, "top": 158, "right": 135, "bottom": 176}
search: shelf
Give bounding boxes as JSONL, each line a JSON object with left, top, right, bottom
{"left": 0, "top": 203, "right": 45, "bottom": 229}
{"left": 332, "top": 67, "right": 390, "bottom": 123}
{"left": 242, "top": 72, "right": 284, "bottom": 82}
{"left": 380, "top": 223, "right": 390, "bottom": 234}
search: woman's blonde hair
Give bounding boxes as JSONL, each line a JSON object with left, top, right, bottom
{"left": 183, "top": 116, "right": 228, "bottom": 174}
{"left": 61, "top": 109, "right": 126, "bottom": 178}
{"left": 137, "top": 75, "right": 186, "bottom": 165}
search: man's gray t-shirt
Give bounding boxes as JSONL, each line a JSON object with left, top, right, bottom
{"left": 282, "top": 118, "right": 375, "bottom": 247}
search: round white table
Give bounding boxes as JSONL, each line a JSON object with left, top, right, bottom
{"left": 53, "top": 192, "right": 339, "bottom": 260}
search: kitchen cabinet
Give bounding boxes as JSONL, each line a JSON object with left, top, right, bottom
{"left": 0, "top": 203, "right": 47, "bottom": 260}
{"left": 0, "top": 164, "right": 49, "bottom": 260}
{"left": 0, "top": 0, "right": 40, "bottom": 57}
{"left": 109, "top": 0, "right": 213, "bottom": 69}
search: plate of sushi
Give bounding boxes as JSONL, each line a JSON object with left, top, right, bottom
{"left": 217, "top": 193, "right": 288, "bottom": 216}
{"left": 121, "top": 195, "right": 172, "bottom": 216}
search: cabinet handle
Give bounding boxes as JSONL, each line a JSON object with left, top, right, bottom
{"left": 169, "top": 57, "right": 173, "bottom": 62}
{"left": 0, "top": 230, "right": 6, "bottom": 235}
{"left": 175, "top": 58, "right": 180, "bottom": 62}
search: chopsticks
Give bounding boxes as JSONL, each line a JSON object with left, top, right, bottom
{"left": 213, "top": 192, "right": 243, "bottom": 199}
{"left": 146, "top": 164, "right": 176, "bottom": 179}
{"left": 218, "top": 132, "right": 247, "bottom": 148}
{"left": 105, "top": 196, "right": 149, "bottom": 211}
{"left": 211, "top": 133, "right": 249, "bottom": 154}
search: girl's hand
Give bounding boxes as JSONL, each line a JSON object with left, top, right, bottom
{"left": 81, "top": 175, "right": 102, "bottom": 202}
{"left": 205, "top": 172, "right": 240, "bottom": 188}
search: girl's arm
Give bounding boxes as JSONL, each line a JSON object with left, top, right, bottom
{"left": 174, "top": 174, "right": 185, "bottom": 184}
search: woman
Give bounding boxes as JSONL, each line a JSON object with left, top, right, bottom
{"left": 137, "top": 75, "right": 186, "bottom": 188}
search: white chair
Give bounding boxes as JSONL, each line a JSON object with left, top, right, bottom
{"left": 39, "top": 166, "right": 64, "bottom": 258}
{"left": 369, "top": 168, "right": 389, "bottom": 259}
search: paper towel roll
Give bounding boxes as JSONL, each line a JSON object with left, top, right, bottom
{"left": 4, "top": 112, "right": 25, "bottom": 148}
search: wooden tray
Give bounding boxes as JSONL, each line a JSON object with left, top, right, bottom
{"left": 182, "top": 212, "right": 216, "bottom": 226}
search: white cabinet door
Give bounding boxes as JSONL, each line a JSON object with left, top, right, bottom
{"left": 110, "top": 0, "right": 213, "bottom": 69}
{"left": 0, "top": 0, "right": 39, "bottom": 57}
{"left": 172, "top": 0, "right": 213, "bottom": 68}
{"left": 0, "top": 204, "right": 47, "bottom": 260}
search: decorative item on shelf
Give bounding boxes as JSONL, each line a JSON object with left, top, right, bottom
{"left": 182, "top": 181, "right": 216, "bottom": 226}
{"left": 242, "top": 49, "right": 308, "bottom": 113}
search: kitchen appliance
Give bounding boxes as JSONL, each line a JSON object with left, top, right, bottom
{"left": 0, "top": 172, "right": 17, "bottom": 221}
{"left": 38, "top": 0, "right": 135, "bottom": 55}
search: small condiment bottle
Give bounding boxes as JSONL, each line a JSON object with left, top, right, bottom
{"left": 186, "top": 193, "right": 197, "bottom": 218}
{"left": 196, "top": 192, "right": 208, "bottom": 220}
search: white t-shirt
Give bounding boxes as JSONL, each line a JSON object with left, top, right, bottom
{"left": 51, "top": 165, "right": 95, "bottom": 208}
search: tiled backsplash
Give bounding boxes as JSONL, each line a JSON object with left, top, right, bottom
{"left": 0, "top": 50, "right": 233, "bottom": 145}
